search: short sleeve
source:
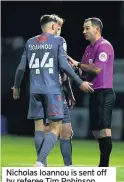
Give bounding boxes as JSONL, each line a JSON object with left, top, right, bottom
{"left": 94, "top": 44, "right": 111, "bottom": 70}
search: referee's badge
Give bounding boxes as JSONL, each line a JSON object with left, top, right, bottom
{"left": 99, "top": 52, "right": 108, "bottom": 62}
{"left": 89, "top": 59, "right": 93, "bottom": 64}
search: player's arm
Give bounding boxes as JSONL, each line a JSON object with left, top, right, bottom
{"left": 58, "top": 38, "right": 94, "bottom": 93}
{"left": 60, "top": 39, "right": 76, "bottom": 107}
{"left": 63, "top": 77, "right": 76, "bottom": 108}
{"left": 14, "top": 43, "right": 28, "bottom": 88}
{"left": 12, "top": 43, "right": 28, "bottom": 99}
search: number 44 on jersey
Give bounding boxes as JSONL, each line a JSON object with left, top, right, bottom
{"left": 29, "top": 52, "right": 53, "bottom": 74}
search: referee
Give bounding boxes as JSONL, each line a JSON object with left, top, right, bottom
{"left": 68, "top": 17, "right": 116, "bottom": 167}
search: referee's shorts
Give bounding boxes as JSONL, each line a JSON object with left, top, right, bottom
{"left": 89, "top": 88, "right": 116, "bottom": 130}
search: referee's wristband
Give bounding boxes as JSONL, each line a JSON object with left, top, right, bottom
{"left": 77, "top": 62, "right": 81, "bottom": 68}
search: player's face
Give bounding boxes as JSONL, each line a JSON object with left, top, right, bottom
{"left": 56, "top": 26, "right": 62, "bottom": 36}
{"left": 52, "top": 23, "right": 60, "bottom": 35}
{"left": 83, "top": 21, "right": 97, "bottom": 42}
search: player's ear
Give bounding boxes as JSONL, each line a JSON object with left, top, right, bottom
{"left": 52, "top": 24, "right": 57, "bottom": 30}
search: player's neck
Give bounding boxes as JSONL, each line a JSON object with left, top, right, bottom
{"left": 91, "top": 35, "right": 101, "bottom": 45}
{"left": 43, "top": 29, "right": 54, "bottom": 35}
{"left": 42, "top": 29, "right": 53, "bottom": 34}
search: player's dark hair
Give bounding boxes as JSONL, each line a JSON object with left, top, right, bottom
{"left": 84, "top": 17, "right": 103, "bottom": 33}
{"left": 40, "top": 14, "right": 58, "bottom": 27}
{"left": 40, "top": 14, "right": 64, "bottom": 28}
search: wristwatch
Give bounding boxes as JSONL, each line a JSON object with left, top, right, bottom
{"left": 77, "top": 62, "right": 81, "bottom": 68}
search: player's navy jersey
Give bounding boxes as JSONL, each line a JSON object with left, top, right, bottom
{"left": 14, "top": 32, "right": 83, "bottom": 94}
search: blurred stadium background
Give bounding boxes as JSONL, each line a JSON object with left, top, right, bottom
{"left": 1, "top": 1, "right": 124, "bottom": 181}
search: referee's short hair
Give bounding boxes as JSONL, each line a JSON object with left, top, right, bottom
{"left": 84, "top": 17, "right": 103, "bottom": 33}
{"left": 40, "top": 14, "right": 64, "bottom": 28}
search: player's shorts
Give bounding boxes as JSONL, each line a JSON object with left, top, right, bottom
{"left": 62, "top": 103, "right": 71, "bottom": 124}
{"left": 89, "top": 88, "right": 116, "bottom": 130}
{"left": 27, "top": 94, "right": 64, "bottom": 121}
{"left": 44, "top": 95, "right": 71, "bottom": 125}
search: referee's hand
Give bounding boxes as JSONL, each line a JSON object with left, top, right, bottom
{"left": 79, "top": 81, "right": 94, "bottom": 93}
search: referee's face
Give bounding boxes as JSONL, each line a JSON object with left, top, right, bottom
{"left": 83, "top": 20, "right": 97, "bottom": 42}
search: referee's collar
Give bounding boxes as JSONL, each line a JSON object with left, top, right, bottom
{"left": 91, "top": 37, "right": 103, "bottom": 47}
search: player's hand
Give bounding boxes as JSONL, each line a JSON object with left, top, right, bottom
{"left": 11, "top": 86, "right": 20, "bottom": 99}
{"left": 79, "top": 81, "right": 94, "bottom": 93}
{"left": 68, "top": 56, "right": 79, "bottom": 67}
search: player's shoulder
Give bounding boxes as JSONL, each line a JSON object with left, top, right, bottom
{"left": 54, "top": 35, "right": 66, "bottom": 43}
{"left": 58, "top": 36, "right": 67, "bottom": 51}
{"left": 60, "top": 36, "right": 66, "bottom": 43}
{"left": 26, "top": 35, "right": 41, "bottom": 44}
